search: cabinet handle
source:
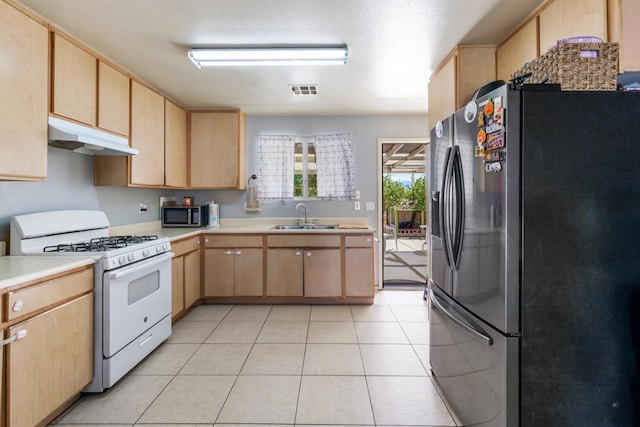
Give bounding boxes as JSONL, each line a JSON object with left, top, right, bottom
{"left": 306, "top": 252, "right": 311, "bottom": 257}
{"left": 366, "top": 238, "right": 372, "bottom": 242}
{"left": 12, "top": 299, "right": 24, "bottom": 312}
{"left": 0, "top": 329, "right": 28, "bottom": 346}
{"left": 205, "top": 238, "right": 209, "bottom": 243}
{"left": 223, "top": 250, "right": 234, "bottom": 255}
{"left": 236, "top": 250, "right": 242, "bottom": 255}
{"left": 296, "top": 250, "right": 301, "bottom": 256}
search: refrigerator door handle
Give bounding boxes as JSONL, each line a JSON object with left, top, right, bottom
{"left": 451, "top": 146, "right": 465, "bottom": 269}
{"left": 440, "top": 147, "right": 455, "bottom": 267}
{"left": 431, "top": 286, "right": 493, "bottom": 346}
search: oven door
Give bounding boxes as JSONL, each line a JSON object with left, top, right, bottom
{"left": 103, "top": 252, "right": 172, "bottom": 357}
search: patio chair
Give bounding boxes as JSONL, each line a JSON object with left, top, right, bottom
{"left": 383, "top": 224, "right": 398, "bottom": 252}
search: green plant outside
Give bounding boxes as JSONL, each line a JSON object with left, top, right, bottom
{"left": 383, "top": 175, "right": 426, "bottom": 224}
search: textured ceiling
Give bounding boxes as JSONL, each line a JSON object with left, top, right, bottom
{"left": 20, "top": 0, "right": 544, "bottom": 115}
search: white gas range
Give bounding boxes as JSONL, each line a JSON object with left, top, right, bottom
{"left": 10, "top": 210, "right": 172, "bottom": 392}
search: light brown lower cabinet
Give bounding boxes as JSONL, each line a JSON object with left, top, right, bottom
{"left": 266, "top": 247, "right": 342, "bottom": 297}
{"left": 266, "top": 248, "right": 303, "bottom": 296}
{"left": 6, "top": 292, "right": 93, "bottom": 426}
{"left": 344, "top": 235, "right": 375, "bottom": 297}
{"left": 203, "top": 235, "right": 264, "bottom": 297}
{"left": 171, "top": 236, "right": 201, "bottom": 318}
{"left": 302, "top": 249, "right": 342, "bottom": 297}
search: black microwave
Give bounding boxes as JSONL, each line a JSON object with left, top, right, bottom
{"left": 161, "top": 205, "right": 207, "bottom": 227}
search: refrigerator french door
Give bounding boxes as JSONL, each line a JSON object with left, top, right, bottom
{"left": 429, "top": 85, "right": 640, "bottom": 427}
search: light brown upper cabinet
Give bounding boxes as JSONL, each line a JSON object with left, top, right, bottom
{"left": 165, "top": 100, "right": 187, "bottom": 188}
{"left": 95, "top": 87, "right": 188, "bottom": 188}
{"left": 51, "top": 33, "right": 97, "bottom": 126}
{"left": 189, "top": 111, "right": 247, "bottom": 189}
{"left": 497, "top": 18, "right": 539, "bottom": 82}
{"left": 538, "top": 0, "right": 607, "bottom": 53}
{"left": 130, "top": 81, "right": 165, "bottom": 186}
{"left": 98, "top": 61, "right": 130, "bottom": 136}
{"left": 428, "top": 46, "right": 496, "bottom": 127}
{"left": 0, "top": 1, "right": 48, "bottom": 181}
{"left": 608, "top": 0, "right": 640, "bottom": 72}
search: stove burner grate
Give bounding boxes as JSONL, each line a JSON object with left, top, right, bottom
{"left": 42, "top": 235, "right": 159, "bottom": 253}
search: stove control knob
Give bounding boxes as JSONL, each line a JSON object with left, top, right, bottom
{"left": 164, "top": 243, "right": 170, "bottom": 251}
{"left": 142, "top": 249, "right": 150, "bottom": 257}
{"left": 128, "top": 253, "right": 135, "bottom": 262}
{"left": 155, "top": 246, "right": 162, "bottom": 253}
{"left": 119, "top": 255, "right": 127, "bottom": 265}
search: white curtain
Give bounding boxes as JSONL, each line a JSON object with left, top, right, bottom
{"left": 256, "top": 134, "right": 295, "bottom": 200}
{"left": 315, "top": 133, "right": 356, "bottom": 200}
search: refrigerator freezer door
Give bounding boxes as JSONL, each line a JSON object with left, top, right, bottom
{"left": 429, "top": 284, "right": 518, "bottom": 427}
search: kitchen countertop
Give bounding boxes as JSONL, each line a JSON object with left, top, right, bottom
{"left": 110, "top": 218, "right": 376, "bottom": 242}
{"left": 0, "top": 256, "right": 97, "bottom": 291}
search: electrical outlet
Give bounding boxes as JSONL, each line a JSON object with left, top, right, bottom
{"left": 354, "top": 201, "right": 361, "bottom": 211}
{"left": 366, "top": 202, "right": 375, "bottom": 211}
{"left": 138, "top": 203, "right": 148, "bottom": 214}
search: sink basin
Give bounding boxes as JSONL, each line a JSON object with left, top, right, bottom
{"left": 270, "top": 224, "right": 336, "bottom": 230}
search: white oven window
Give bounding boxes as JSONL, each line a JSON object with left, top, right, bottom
{"left": 128, "top": 271, "right": 160, "bottom": 305}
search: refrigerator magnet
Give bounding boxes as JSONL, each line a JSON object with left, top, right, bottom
{"left": 487, "top": 132, "right": 505, "bottom": 150}
{"left": 477, "top": 110, "right": 485, "bottom": 127}
{"left": 477, "top": 129, "right": 487, "bottom": 144}
{"left": 484, "top": 99, "right": 494, "bottom": 116}
{"left": 485, "top": 161, "right": 503, "bottom": 173}
{"left": 475, "top": 146, "right": 486, "bottom": 157}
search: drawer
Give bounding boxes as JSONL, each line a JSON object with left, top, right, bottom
{"left": 203, "top": 234, "right": 263, "bottom": 248}
{"left": 171, "top": 236, "right": 200, "bottom": 257}
{"left": 267, "top": 234, "right": 341, "bottom": 248}
{"left": 345, "top": 234, "right": 374, "bottom": 248}
{"left": 6, "top": 267, "right": 93, "bottom": 322}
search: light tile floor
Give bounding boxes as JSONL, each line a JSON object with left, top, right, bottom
{"left": 53, "top": 290, "right": 457, "bottom": 427}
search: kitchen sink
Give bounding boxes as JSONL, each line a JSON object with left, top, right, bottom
{"left": 270, "top": 224, "right": 337, "bottom": 230}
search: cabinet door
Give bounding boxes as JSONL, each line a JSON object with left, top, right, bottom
{"left": 171, "top": 256, "right": 185, "bottom": 318}
{"left": 539, "top": 0, "right": 607, "bottom": 52}
{"left": 184, "top": 249, "right": 201, "bottom": 308}
{"left": 234, "top": 248, "right": 264, "bottom": 296}
{"left": 345, "top": 248, "right": 374, "bottom": 297}
{"left": 428, "top": 55, "right": 456, "bottom": 127}
{"left": 204, "top": 249, "right": 235, "bottom": 296}
{"left": 165, "top": 100, "right": 187, "bottom": 188}
{"left": 0, "top": 1, "right": 48, "bottom": 181}
{"left": 98, "top": 61, "right": 129, "bottom": 135}
{"left": 130, "top": 81, "right": 165, "bottom": 186}
{"left": 52, "top": 33, "right": 97, "bottom": 125}
{"left": 190, "top": 111, "right": 245, "bottom": 189}
{"left": 266, "top": 248, "right": 304, "bottom": 296}
{"left": 7, "top": 293, "right": 93, "bottom": 427}
{"left": 497, "top": 18, "right": 539, "bottom": 82}
{"left": 304, "top": 249, "right": 342, "bottom": 297}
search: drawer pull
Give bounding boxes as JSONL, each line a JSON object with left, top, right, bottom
{"left": 0, "top": 329, "right": 28, "bottom": 346}
{"left": 12, "top": 300, "right": 24, "bottom": 312}
{"left": 139, "top": 334, "right": 153, "bottom": 347}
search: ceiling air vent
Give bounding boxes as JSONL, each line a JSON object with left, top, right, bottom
{"left": 290, "top": 84, "right": 318, "bottom": 96}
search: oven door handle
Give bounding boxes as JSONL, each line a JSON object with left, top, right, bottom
{"left": 111, "top": 252, "right": 174, "bottom": 280}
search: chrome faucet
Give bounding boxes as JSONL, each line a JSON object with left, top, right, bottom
{"left": 294, "top": 203, "right": 308, "bottom": 225}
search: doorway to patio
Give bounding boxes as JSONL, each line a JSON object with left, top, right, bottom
{"left": 377, "top": 138, "right": 429, "bottom": 289}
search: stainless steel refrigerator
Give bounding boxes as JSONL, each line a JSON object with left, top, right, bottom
{"left": 428, "top": 84, "right": 640, "bottom": 427}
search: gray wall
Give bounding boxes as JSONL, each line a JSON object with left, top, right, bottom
{"left": 0, "top": 114, "right": 426, "bottom": 242}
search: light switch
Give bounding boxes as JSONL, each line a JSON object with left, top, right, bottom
{"left": 366, "top": 202, "right": 375, "bottom": 211}
{"left": 355, "top": 190, "right": 360, "bottom": 200}
{"left": 355, "top": 201, "right": 361, "bottom": 210}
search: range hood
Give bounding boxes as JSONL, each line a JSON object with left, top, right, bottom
{"left": 47, "top": 116, "right": 138, "bottom": 156}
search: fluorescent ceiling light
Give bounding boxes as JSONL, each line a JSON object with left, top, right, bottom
{"left": 188, "top": 46, "right": 348, "bottom": 67}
